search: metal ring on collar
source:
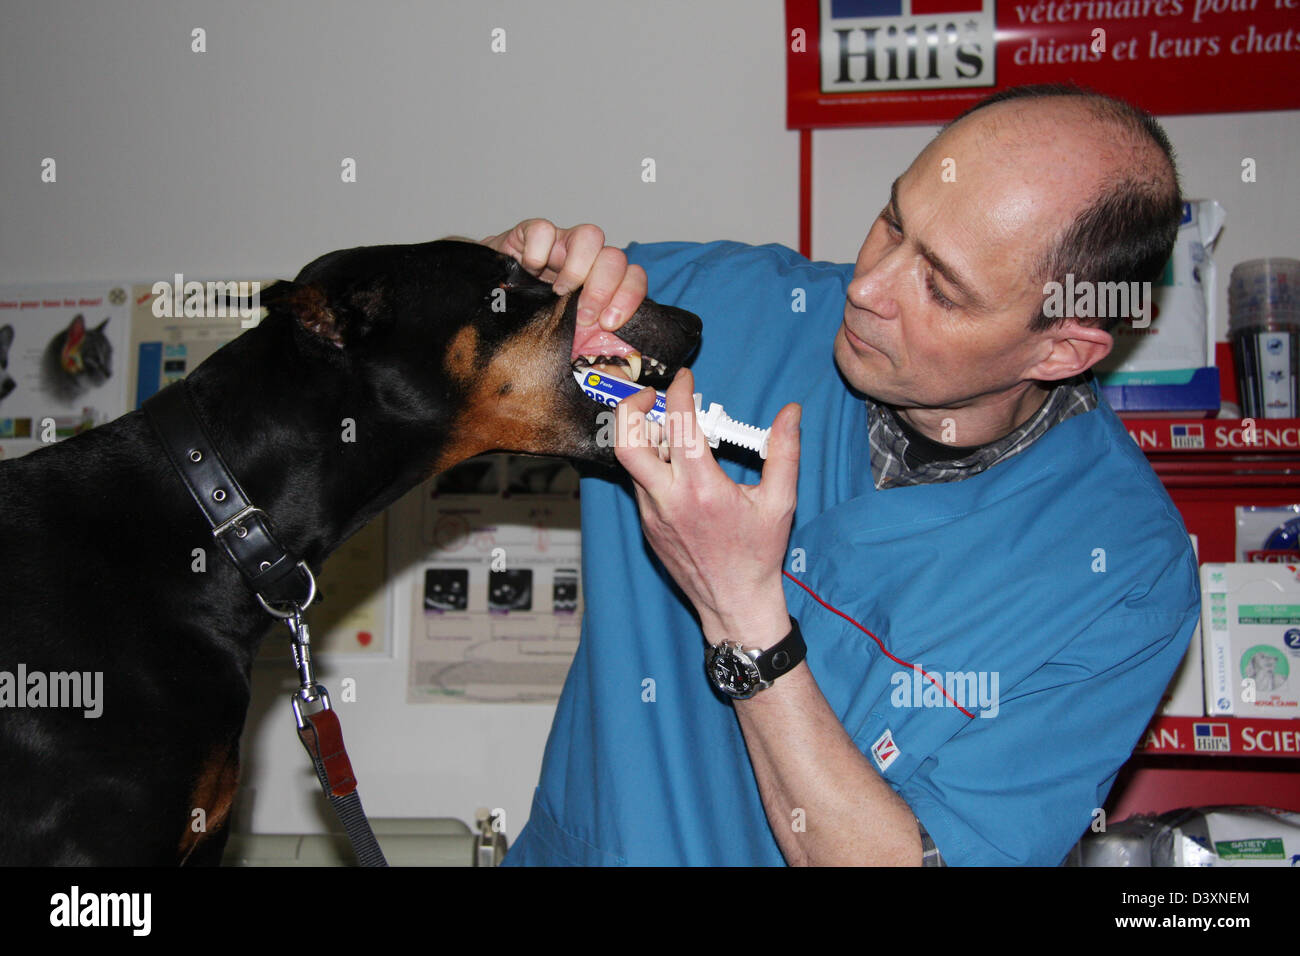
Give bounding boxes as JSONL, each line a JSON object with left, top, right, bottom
{"left": 255, "top": 560, "right": 318, "bottom": 619}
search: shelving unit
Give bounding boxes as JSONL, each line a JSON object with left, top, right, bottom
{"left": 1112, "top": 714, "right": 1300, "bottom": 820}
{"left": 1136, "top": 716, "right": 1300, "bottom": 757}
{"left": 1126, "top": 414, "right": 1300, "bottom": 564}
{"left": 1104, "top": 356, "right": 1300, "bottom": 819}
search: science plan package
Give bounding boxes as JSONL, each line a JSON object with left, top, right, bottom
{"left": 1201, "top": 563, "right": 1300, "bottom": 718}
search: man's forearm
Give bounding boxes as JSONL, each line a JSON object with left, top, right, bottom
{"left": 710, "top": 604, "right": 922, "bottom": 867}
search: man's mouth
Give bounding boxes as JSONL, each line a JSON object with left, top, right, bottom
{"left": 570, "top": 326, "right": 670, "bottom": 386}
{"left": 842, "top": 321, "right": 885, "bottom": 358}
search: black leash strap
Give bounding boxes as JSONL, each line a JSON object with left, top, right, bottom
{"left": 286, "top": 609, "right": 389, "bottom": 867}
{"left": 144, "top": 380, "right": 388, "bottom": 867}
{"left": 295, "top": 688, "right": 389, "bottom": 868}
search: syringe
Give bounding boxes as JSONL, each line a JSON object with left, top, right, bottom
{"left": 572, "top": 367, "right": 771, "bottom": 458}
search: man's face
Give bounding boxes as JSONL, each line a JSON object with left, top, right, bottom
{"left": 833, "top": 114, "right": 1097, "bottom": 411}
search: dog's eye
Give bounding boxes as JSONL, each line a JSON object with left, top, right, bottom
{"left": 500, "top": 263, "right": 553, "bottom": 296}
{"left": 506, "top": 260, "right": 536, "bottom": 283}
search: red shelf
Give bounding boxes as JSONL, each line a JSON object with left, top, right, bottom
{"left": 1121, "top": 418, "right": 1300, "bottom": 454}
{"left": 1118, "top": 346, "right": 1300, "bottom": 455}
{"left": 1136, "top": 716, "right": 1300, "bottom": 759}
{"left": 1115, "top": 411, "right": 1300, "bottom": 564}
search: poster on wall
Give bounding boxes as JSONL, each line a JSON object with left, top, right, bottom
{"left": 0, "top": 282, "right": 130, "bottom": 460}
{"left": 787, "top": 0, "right": 1300, "bottom": 128}
{"left": 126, "top": 279, "right": 272, "bottom": 408}
{"left": 406, "top": 454, "right": 584, "bottom": 704}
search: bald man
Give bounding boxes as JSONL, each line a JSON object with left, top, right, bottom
{"left": 483, "top": 84, "right": 1200, "bottom": 866}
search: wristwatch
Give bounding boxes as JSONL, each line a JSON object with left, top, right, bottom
{"left": 705, "top": 616, "right": 806, "bottom": 699}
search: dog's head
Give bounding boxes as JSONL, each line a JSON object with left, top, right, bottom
{"left": 260, "top": 239, "right": 701, "bottom": 472}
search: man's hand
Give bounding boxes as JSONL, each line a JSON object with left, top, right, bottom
{"left": 615, "top": 366, "right": 802, "bottom": 648}
{"left": 481, "top": 219, "right": 646, "bottom": 331}
{"left": 619, "top": 369, "right": 921, "bottom": 866}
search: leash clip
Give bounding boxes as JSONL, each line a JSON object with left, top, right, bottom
{"left": 286, "top": 608, "right": 330, "bottom": 729}
{"left": 290, "top": 686, "right": 332, "bottom": 730}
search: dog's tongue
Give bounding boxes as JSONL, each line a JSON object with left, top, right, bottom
{"left": 571, "top": 326, "right": 636, "bottom": 363}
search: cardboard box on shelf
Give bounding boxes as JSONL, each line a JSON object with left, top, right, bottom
{"left": 1201, "top": 562, "right": 1300, "bottom": 718}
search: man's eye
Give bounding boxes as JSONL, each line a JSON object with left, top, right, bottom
{"left": 926, "top": 274, "right": 956, "bottom": 311}
{"left": 881, "top": 213, "right": 902, "bottom": 238}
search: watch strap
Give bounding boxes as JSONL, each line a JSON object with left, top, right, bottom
{"left": 755, "top": 616, "right": 806, "bottom": 683}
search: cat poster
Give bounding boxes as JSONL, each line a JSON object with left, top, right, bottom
{"left": 0, "top": 283, "right": 130, "bottom": 460}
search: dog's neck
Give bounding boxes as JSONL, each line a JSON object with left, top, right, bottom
{"left": 177, "top": 315, "right": 445, "bottom": 574}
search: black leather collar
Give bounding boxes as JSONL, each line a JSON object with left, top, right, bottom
{"left": 143, "top": 380, "right": 316, "bottom": 612}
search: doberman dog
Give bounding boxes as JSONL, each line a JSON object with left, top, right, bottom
{"left": 0, "top": 240, "right": 701, "bottom": 865}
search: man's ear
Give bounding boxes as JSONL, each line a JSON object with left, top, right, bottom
{"left": 261, "top": 278, "right": 388, "bottom": 350}
{"left": 1026, "top": 320, "right": 1112, "bottom": 381}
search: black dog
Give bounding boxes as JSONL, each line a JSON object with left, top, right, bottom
{"left": 0, "top": 240, "right": 700, "bottom": 865}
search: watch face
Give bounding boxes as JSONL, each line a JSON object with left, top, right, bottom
{"left": 707, "top": 644, "right": 762, "bottom": 699}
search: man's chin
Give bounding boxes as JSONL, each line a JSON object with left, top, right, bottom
{"left": 835, "top": 330, "right": 919, "bottom": 409}
{"left": 834, "top": 327, "right": 882, "bottom": 394}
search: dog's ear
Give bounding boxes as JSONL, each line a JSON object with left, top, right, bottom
{"left": 261, "top": 279, "right": 387, "bottom": 350}
{"left": 261, "top": 281, "right": 342, "bottom": 348}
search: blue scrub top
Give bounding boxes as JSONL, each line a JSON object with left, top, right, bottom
{"left": 504, "top": 241, "right": 1200, "bottom": 866}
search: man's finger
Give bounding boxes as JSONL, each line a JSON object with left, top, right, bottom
{"left": 614, "top": 386, "right": 671, "bottom": 496}
{"left": 576, "top": 248, "right": 644, "bottom": 332}
{"left": 599, "top": 263, "right": 647, "bottom": 332}
{"left": 518, "top": 219, "right": 559, "bottom": 275}
{"left": 551, "top": 224, "right": 606, "bottom": 296}
{"left": 660, "top": 367, "right": 718, "bottom": 483}
{"left": 759, "top": 403, "right": 801, "bottom": 512}
{"left": 481, "top": 220, "right": 536, "bottom": 260}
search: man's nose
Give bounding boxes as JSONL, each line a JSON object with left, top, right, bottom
{"left": 847, "top": 245, "right": 908, "bottom": 320}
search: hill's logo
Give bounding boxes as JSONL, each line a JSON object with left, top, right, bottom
{"left": 820, "top": 0, "right": 995, "bottom": 92}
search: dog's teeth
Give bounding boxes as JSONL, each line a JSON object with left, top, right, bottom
{"left": 626, "top": 353, "right": 642, "bottom": 382}
{"left": 583, "top": 354, "right": 598, "bottom": 364}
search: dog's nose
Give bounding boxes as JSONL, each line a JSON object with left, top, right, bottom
{"left": 661, "top": 304, "right": 702, "bottom": 339}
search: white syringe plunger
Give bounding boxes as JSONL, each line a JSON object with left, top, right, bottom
{"left": 694, "top": 393, "right": 770, "bottom": 459}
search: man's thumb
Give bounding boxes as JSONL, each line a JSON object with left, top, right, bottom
{"left": 762, "top": 403, "right": 801, "bottom": 503}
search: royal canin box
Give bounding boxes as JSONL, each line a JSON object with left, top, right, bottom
{"left": 1201, "top": 563, "right": 1300, "bottom": 718}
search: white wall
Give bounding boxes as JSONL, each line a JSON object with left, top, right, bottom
{"left": 3, "top": 1, "right": 1295, "bottom": 842}
{"left": 0, "top": 0, "right": 795, "bottom": 278}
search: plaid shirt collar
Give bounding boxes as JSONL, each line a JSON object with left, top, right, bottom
{"left": 867, "top": 376, "right": 1098, "bottom": 490}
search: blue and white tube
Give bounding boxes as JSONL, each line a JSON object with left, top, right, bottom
{"left": 573, "top": 367, "right": 771, "bottom": 458}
